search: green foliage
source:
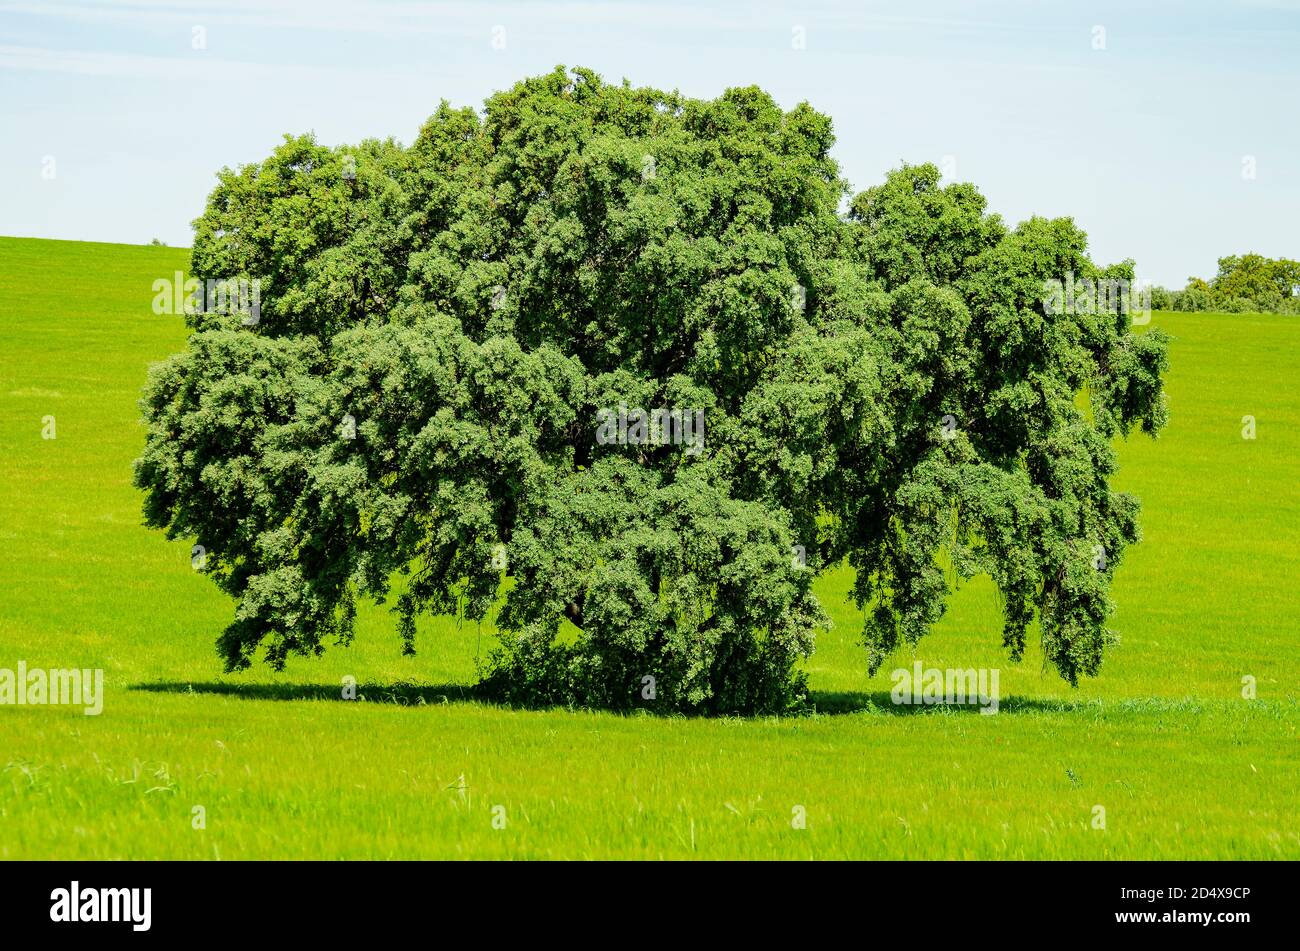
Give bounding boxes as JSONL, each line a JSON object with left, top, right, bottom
{"left": 135, "top": 67, "right": 1168, "bottom": 713}
{"left": 1161, "top": 254, "right": 1300, "bottom": 314}
{"left": 1148, "top": 285, "right": 1175, "bottom": 311}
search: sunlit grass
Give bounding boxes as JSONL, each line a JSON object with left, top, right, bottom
{"left": 1, "top": 236, "right": 1296, "bottom": 859}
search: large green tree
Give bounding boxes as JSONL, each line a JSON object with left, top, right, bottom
{"left": 136, "top": 67, "right": 1168, "bottom": 714}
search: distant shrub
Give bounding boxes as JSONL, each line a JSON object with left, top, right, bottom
{"left": 1167, "top": 253, "right": 1300, "bottom": 314}
{"left": 1149, "top": 286, "right": 1175, "bottom": 310}
{"left": 1173, "top": 286, "right": 1214, "bottom": 311}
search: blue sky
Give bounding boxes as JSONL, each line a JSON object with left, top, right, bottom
{"left": 1, "top": 0, "right": 1297, "bottom": 287}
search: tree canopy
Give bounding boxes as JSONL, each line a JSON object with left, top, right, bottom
{"left": 136, "top": 66, "right": 1169, "bottom": 714}
{"left": 1154, "top": 252, "right": 1300, "bottom": 313}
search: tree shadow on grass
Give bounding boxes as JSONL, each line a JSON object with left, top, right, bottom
{"left": 130, "top": 680, "right": 485, "bottom": 707}
{"left": 131, "top": 681, "right": 1084, "bottom": 718}
{"left": 809, "top": 690, "right": 1089, "bottom": 716}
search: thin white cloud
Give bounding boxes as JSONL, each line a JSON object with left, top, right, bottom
{"left": 4, "top": 1, "right": 685, "bottom": 35}
{"left": 0, "top": 0, "right": 1027, "bottom": 39}
{"left": 0, "top": 42, "right": 436, "bottom": 83}
{"left": 1, "top": 1, "right": 462, "bottom": 36}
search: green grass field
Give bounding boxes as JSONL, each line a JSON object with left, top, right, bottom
{"left": 1, "top": 235, "right": 1296, "bottom": 859}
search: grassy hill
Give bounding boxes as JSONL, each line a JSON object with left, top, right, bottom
{"left": 1, "top": 235, "right": 1296, "bottom": 858}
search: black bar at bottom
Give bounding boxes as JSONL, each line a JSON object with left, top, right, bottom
{"left": 0, "top": 860, "right": 1280, "bottom": 938}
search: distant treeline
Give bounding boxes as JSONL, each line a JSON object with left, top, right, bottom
{"left": 1153, "top": 253, "right": 1300, "bottom": 314}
